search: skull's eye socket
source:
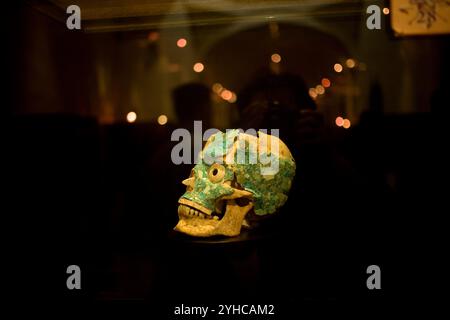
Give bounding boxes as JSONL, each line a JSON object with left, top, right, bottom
{"left": 208, "top": 164, "right": 225, "bottom": 183}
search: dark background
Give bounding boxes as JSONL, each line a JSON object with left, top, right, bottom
{"left": 5, "top": 0, "right": 448, "bottom": 315}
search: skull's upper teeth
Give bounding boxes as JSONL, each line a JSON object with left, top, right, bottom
{"left": 181, "top": 205, "right": 217, "bottom": 219}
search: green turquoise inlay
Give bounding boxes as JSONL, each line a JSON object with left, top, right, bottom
{"left": 180, "top": 130, "right": 296, "bottom": 215}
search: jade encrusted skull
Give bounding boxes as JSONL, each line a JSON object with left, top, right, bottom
{"left": 174, "top": 129, "right": 296, "bottom": 237}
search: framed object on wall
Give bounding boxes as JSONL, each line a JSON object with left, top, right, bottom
{"left": 391, "top": 0, "right": 450, "bottom": 36}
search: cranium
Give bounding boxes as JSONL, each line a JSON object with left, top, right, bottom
{"left": 174, "top": 129, "right": 295, "bottom": 237}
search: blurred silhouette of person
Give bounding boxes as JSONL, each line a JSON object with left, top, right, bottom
{"left": 237, "top": 73, "right": 322, "bottom": 154}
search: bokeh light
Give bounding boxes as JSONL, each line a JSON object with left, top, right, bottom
{"left": 383, "top": 8, "right": 390, "bottom": 15}
{"left": 193, "top": 62, "right": 204, "bottom": 73}
{"left": 316, "top": 85, "right": 325, "bottom": 95}
{"left": 343, "top": 119, "right": 351, "bottom": 129}
{"left": 157, "top": 114, "right": 168, "bottom": 125}
{"left": 335, "top": 116, "right": 344, "bottom": 127}
{"left": 346, "top": 58, "right": 356, "bottom": 68}
{"left": 212, "top": 83, "right": 223, "bottom": 93}
{"left": 228, "top": 93, "right": 237, "bottom": 103}
{"left": 334, "top": 63, "right": 343, "bottom": 73}
{"left": 221, "top": 90, "right": 233, "bottom": 101}
{"left": 321, "top": 78, "right": 331, "bottom": 88}
{"left": 177, "top": 38, "right": 187, "bottom": 48}
{"left": 147, "top": 31, "right": 159, "bottom": 42}
{"left": 309, "top": 88, "right": 318, "bottom": 99}
{"left": 271, "top": 53, "right": 281, "bottom": 63}
{"left": 127, "top": 112, "right": 137, "bottom": 123}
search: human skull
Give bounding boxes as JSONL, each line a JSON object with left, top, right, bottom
{"left": 174, "top": 129, "right": 296, "bottom": 237}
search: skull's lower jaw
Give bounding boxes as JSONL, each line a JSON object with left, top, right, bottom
{"left": 174, "top": 201, "right": 252, "bottom": 237}
{"left": 174, "top": 218, "right": 221, "bottom": 237}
